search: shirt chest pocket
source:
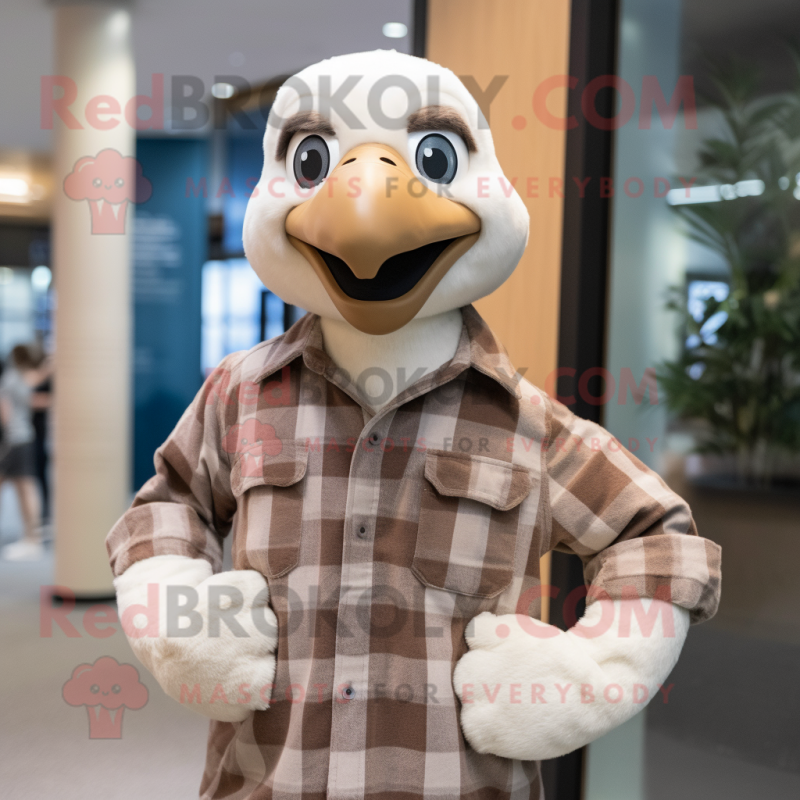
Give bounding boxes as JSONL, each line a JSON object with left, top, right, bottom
{"left": 412, "top": 450, "right": 533, "bottom": 598}
{"left": 231, "top": 439, "right": 308, "bottom": 579}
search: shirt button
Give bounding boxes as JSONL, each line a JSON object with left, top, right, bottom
{"left": 357, "top": 525, "right": 368, "bottom": 539}
{"left": 342, "top": 684, "right": 355, "bottom": 700}
{"left": 368, "top": 432, "right": 380, "bottom": 446}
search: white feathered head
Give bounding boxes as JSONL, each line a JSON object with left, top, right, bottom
{"left": 243, "top": 49, "right": 529, "bottom": 335}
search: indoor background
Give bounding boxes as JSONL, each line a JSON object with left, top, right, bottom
{"left": 0, "top": 1, "right": 798, "bottom": 799}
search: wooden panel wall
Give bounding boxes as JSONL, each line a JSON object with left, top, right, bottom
{"left": 427, "top": 0, "right": 573, "bottom": 620}
{"left": 427, "top": 0, "right": 571, "bottom": 391}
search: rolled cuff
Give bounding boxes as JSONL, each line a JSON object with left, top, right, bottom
{"left": 583, "top": 533, "right": 722, "bottom": 624}
{"left": 106, "top": 502, "right": 224, "bottom": 577}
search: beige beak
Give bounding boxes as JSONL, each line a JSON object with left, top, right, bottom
{"left": 284, "top": 143, "right": 480, "bottom": 334}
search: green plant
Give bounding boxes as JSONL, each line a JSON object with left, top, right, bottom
{"left": 659, "top": 55, "right": 800, "bottom": 486}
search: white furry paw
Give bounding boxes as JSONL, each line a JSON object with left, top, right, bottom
{"left": 453, "top": 601, "right": 689, "bottom": 760}
{"left": 116, "top": 557, "right": 278, "bottom": 722}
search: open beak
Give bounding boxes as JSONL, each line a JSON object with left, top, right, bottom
{"left": 285, "top": 143, "right": 480, "bottom": 335}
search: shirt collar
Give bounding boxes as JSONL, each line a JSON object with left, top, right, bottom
{"left": 460, "top": 305, "right": 522, "bottom": 397}
{"left": 252, "top": 311, "right": 323, "bottom": 383}
{"left": 253, "top": 305, "right": 522, "bottom": 399}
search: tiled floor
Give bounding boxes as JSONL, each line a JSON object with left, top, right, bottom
{"left": 646, "top": 729, "right": 800, "bottom": 800}
{"left": 0, "top": 538, "right": 208, "bottom": 798}
{"left": 649, "top": 624, "right": 800, "bottom": 764}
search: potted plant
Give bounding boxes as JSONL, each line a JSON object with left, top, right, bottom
{"left": 659, "top": 56, "right": 800, "bottom": 489}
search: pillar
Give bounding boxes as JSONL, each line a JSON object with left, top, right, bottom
{"left": 51, "top": 2, "right": 134, "bottom": 597}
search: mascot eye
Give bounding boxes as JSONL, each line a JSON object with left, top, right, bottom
{"left": 414, "top": 133, "right": 458, "bottom": 184}
{"left": 112, "top": 684, "right": 121, "bottom": 694}
{"left": 93, "top": 177, "right": 102, "bottom": 188}
{"left": 90, "top": 684, "right": 100, "bottom": 694}
{"left": 115, "top": 178, "right": 125, "bottom": 188}
{"left": 293, "top": 135, "right": 331, "bottom": 189}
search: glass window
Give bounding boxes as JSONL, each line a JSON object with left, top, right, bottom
{"left": 201, "top": 258, "right": 302, "bottom": 375}
{"left": 598, "top": 1, "right": 800, "bottom": 797}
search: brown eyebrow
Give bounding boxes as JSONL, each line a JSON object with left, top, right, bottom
{"left": 275, "top": 111, "right": 336, "bottom": 161}
{"left": 407, "top": 106, "right": 477, "bottom": 153}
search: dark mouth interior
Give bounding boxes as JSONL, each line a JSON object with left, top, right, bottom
{"left": 315, "top": 239, "right": 456, "bottom": 302}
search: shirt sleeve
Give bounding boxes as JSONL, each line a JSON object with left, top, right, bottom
{"left": 544, "top": 397, "right": 721, "bottom": 624}
{"left": 106, "top": 353, "right": 242, "bottom": 577}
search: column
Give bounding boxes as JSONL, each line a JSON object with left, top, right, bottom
{"left": 51, "top": 2, "right": 135, "bottom": 597}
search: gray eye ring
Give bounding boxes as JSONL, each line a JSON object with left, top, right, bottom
{"left": 293, "top": 135, "right": 330, "bottom": 189}
{"left": 415, "top": 133, "right": 458, "bottom": 184}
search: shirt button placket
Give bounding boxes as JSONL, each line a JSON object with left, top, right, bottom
{"left": 359, "top": 428, "right": 381, "bottom": 543}
{"left": 328, "top": 423, "right": 385, "bottom": 798}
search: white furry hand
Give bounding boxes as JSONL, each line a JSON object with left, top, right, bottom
{"left": 114, "top": 555, "right": 278, "bottom": 722}
{"left": 453, "top": 599, "right": 690, "bottom": 760}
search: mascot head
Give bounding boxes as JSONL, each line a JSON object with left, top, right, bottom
{"left": 243, "top": 49, "right": 529, "bottom": 335}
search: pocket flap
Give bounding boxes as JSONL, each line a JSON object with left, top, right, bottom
{"left": 231, "top": 437, "right": 308, "bottom": 499}
{"left": 423, "top": 450, "right": 531, "bottom": 511}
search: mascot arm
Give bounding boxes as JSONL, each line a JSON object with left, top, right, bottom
{"left": 454, "top": 599, "right": 689, "bottom": 760}
{"left": 107, "top": 353, "right": 278, "bottom": 722}
{"left": 115, "top": 555, "right": 277, "bottom": 722}
{"left": 454, "top": 396, "right": 721, "bottom": 760}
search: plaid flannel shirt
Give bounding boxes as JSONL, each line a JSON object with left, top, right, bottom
{"left": 107, "top": 305, "right": 721, "bottom": 800}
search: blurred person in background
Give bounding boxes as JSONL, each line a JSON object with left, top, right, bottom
{"left": 0, "top": 357, "right": 4, "bottom": 448}
{"left": 29, "top": 343, "right": 52, "bottom": 526}
{"left": 0, "top": 344, "right": 52, "bottom": 560}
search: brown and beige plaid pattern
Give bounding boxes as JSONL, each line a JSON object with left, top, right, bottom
{"left": 107, "top": 305, "right": 721, "bottom": 800}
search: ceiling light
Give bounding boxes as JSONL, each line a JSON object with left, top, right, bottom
{"left": 667, "top": 179, "right": 765, "bottom": 206}
{"left": 0, "top": 177, "right": 30, "bottom": 198}
{"left": 667, "top": 185, "right": 721, "bottom": 205}
{"left": 779, "top": 176, "right": 790, "bottom": 190}
{"left": 108, "top": 10, "right": 130, "bottom": 39}
{"left": 211, "top": 82, "right": 236, "bottom": 100}
{"left": 382, "top": 22, "right": 408, "bottom": 38}
{"left": 735, "top": 179, "right": 764, "bottom": 197}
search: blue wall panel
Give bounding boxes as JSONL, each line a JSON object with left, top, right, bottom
{"left": 223, "top": 130, "right": 264, "bottom": 254}
{"left": 133, "top": 138, "right": 208, "bottom": 490}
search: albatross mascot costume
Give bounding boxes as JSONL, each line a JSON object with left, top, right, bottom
{"left": 108, "top": 50, "right": 721, "bottom": 799}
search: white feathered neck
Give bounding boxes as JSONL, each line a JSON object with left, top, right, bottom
{"left": 320, "top": 309, "right": 463, "bottom": 413}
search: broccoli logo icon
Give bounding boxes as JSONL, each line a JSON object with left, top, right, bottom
{"left": 222, "top": 419, "right": 283, "bottom": 476}
{"left": 62, "top": 656, "right": 148, "bottom": 739}
{"left": 63, "top": 148, "right": 152, "bottom": 234}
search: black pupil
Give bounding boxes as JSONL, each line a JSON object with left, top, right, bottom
{"left": 302, "top": 149, "right": 323, "bottom": 181}
{"left": 295, "top": 135, "right": 329, "bottom": 187}
{"left": 422, "top": 147, "right": 448, "bottom": 180}
{"left": 417, "top": 135, "right": 457, "bottom": 183}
